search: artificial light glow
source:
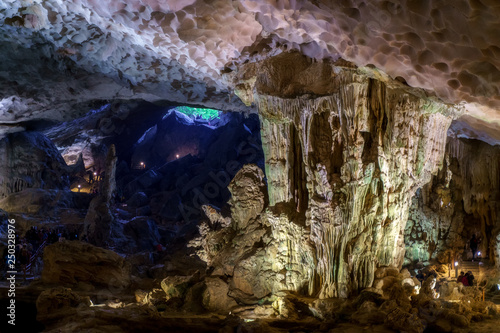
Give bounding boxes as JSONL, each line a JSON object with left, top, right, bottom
{"left": 478, "top": 251, "right": 481, "bottom": 256}
{"left": 176, "top": 154, "right": 179, "bottom": 159}
{"left": 94, "top": 172, "right": 97, "bottom": 176}
{"left": 78, "top": 185, "right": 81, "bottom": 188}
{"left": 140, "top": 162, "right": 144, "bottom": 165}
{"left": 455, "top": 261, "right": 459, "bottom": 266}
{"left": 175, "top": 106, "right": 220, "bottom": 120}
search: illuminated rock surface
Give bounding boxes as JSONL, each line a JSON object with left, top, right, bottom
{"left": 405, "top": 137, "right": 500, "bottom": 267}
{"left": 1, "top": 1, "right": 500, "bottom": 332}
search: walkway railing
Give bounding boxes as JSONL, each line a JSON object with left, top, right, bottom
{"left": 21, "top": 240, "right": 47, "bottom": 280}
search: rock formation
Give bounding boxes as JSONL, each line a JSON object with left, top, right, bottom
{"left": 83, "top": 144, "right": 117, "bottom": 246}
{"left": 231, "top": 53, "right": 461, "bottom": 298}
{"left": 42, "top": 240, "right": 131, "bottom": 290}
{"left": 0, "top": 131, "right": 69, "bottom": 198}
{"left": 405, "top": 136, "right": 500, "bottom": 267}
{"left": 2, "top": 2, "right": 500, "bottom": 331}
{"left": 187, "top": 53, "right": 471, "bottom": 302}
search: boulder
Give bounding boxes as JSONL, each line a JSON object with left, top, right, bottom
{"left": 272, "top": 296, "right": 298, "bottom": 320}
{"left": 160, "top": 273, "right": 199, "bottom": 300}
{"left": 36, "top": 287, "right": 91, "bottom": 323}
{"left": 351, "top": 301, "right": 386, "bottom": 325}
{"left": 202, "top": 277, "right": 238, "bottom": 313}
{"left": 42, "top": 240, "right": 131, "bottom": 289}
{"left": 123, "top": 217, "right": 160, "bottom": 252}
{"left": 385, "top": 307, "right": 424, "bottom": 333}
{"left": 126, "top": 191, "right": 149, "bottom": 207}
{"left": 373, "top": 275, "right": 398, "bottom": 292}
{"left": 374, "top": 266, "right": 400, "bottom": 279}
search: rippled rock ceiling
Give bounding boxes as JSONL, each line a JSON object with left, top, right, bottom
{"left": 0, "top": 0, "right": 499, "bottom": 143}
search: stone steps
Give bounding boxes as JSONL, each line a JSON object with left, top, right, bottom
{"left": 457, "top": 260, "right": 480, "bottom": 275}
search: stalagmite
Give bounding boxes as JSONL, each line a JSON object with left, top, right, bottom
{"left": 83, "top": 144, "right": 117, "bottom": 247}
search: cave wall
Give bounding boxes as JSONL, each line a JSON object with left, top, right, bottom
{"left": 0, "top": 131, "right": 69, "bottom": 199}
{"left": 405, "top": 137, "right": 500, "bottom": 267}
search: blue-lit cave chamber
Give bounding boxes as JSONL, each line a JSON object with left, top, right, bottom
{"left": 60, "top": 103, "right": 264, "bottom": 251}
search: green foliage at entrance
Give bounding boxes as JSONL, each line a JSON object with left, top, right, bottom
{"left": 175, "top": 106, "right": 220, "bottom": 120}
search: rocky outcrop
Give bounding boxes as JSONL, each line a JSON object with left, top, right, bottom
{"left": 404, "top": 137, "right": 500, "bottom": 267}
{"left": 0, "top": 188, "right": 86, "bottom": 215}
{"left": 36, "top": 287, "right": 91, "bottom": 325}
{"left": 83, "top": 144, "right": 117, "bottom": 247}
{"left": 0, "top": 131, "right": 69, "bottom": 199}
{"left": 42, "top": 240, "right": 131, "bottom": 290}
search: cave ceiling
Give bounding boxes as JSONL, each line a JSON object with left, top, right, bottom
{"left": 0, "top": 0, "right": 499, "bottom": 144}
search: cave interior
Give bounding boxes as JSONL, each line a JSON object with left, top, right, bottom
{"left": 1, "top": 1, "right": 500, "bottom": 332}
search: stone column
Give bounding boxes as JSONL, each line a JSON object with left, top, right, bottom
{"left": 230, "top": 53, "right": 459, "bottom": 297}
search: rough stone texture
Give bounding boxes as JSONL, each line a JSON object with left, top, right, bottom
{"left": 190, "top": 163, "right": 316, "bottom": 301}
{"left": 404, "top": 137, "right": 500, "bottom": 267}
{"left": 160, "top": 273, "right": 199, "bottom": 300}
{"left": 122, "top": 217, "right": 161, "bottom": 252}
{"left": 0, "top": 188, "right": 74, "bottom": 215}
{"left": 42, "top": 240, "right": 131, "bottom": 289}
{"left": 227, "top": 163, "right": 266, "bottom": 230}
{"left": 247, "top": 61, "right": 459, "bottom": 298}
{"left": 202, "top": 277, "right": 237, "bottom": 313}
{"left": 0, "top": 1, "right": 499, "bottom": 143}
{"left": 0, "top": 131, "right": 69, "bottom": 199}
{"left": 102, "top": 144, "right": 117, "bottom": 202}
{"left": 189, "top": 61, "right": 461, "bottom": 299}
{"left": 83, "top": 196, "right": 115, "bottom": 247}
{"left": 36, "top": 287, "right": 91, "bottom": 324}
{"left": 83, "top": 144, "right": 117, "bottom": 246}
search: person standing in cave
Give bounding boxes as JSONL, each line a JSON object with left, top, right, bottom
{"left": 416, "top": 270, "right": 425, "bottom": 285}
{"left": 470, "top": 234, "right": 479, "bottom": 260}
{"left": 462, "top": 272, "right": 470, "bottom": 286}
{"left": 467, "top": 271, "right": 475, "bottom": 286}
{"left": 87, "top": 169, "right": 94, "bottom": 184}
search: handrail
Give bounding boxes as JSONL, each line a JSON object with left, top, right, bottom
{"left": 23, "top": 240, "right": 47, "bottom": 275}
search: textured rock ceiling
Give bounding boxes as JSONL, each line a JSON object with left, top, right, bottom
{"left": 0, "top": 0, "right": 499, "bottom": 143}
